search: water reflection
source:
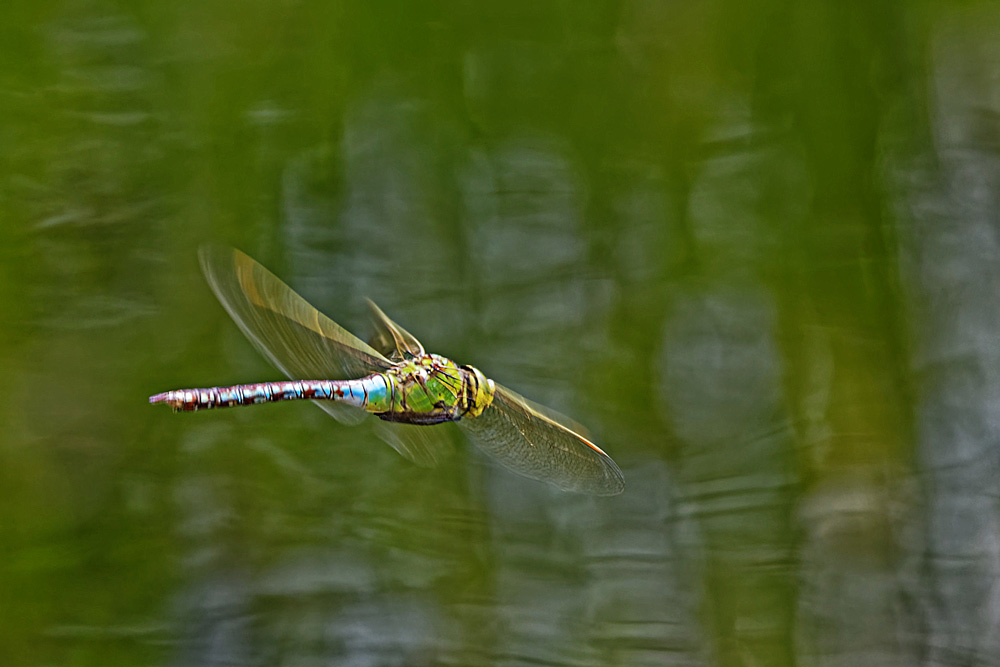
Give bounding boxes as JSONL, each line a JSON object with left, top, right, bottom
{"left": 899, "top": 8, "right": 1000, "bottom": 664}
{"left": 4, "top": 1, "right": 1000, "bottom": 665}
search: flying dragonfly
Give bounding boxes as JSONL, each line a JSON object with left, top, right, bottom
{"left": 150, "top": 247, "right": 624, "bottom": 495}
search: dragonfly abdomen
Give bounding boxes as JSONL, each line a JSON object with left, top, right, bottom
{"left": 150, "top": 375, "right": 390, "bottom": 412}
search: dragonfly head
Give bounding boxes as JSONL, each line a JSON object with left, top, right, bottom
{"left": 462, "top": 365, "right": 495, "bottom": 418}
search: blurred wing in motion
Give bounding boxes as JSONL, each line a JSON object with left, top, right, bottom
{"left": 366, "top": 298, "right": 425, "bottom": 360}
{"left": 199, "top": 245, "right": 393, "bottom": 424}
{"left": 372, "top": 419, "right": 454, "bottom": 468}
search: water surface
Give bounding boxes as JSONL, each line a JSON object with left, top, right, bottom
{"left": 2, "top": 1, "right": 999, "bottom": 665}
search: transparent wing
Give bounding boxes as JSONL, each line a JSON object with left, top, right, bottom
{"left": 372, "top": 420, "right": 453, "bottom": 468}
{"left": 365, "top": 299, "right": 425, "bottom": 360}
{"left": 199, "top": 246, "right": 393, "bottom": 425}
{"left": 460, "top": 384, "right": 625, "bottom": 495}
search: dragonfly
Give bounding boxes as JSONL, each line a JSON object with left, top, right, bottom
{"left": 150, "top": 247, "right": 624, "bottom": 495}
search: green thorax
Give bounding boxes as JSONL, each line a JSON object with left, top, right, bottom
{"left": 369, "top": 353, "right": 495, "bottom": 425}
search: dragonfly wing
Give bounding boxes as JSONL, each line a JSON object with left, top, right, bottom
{"left": 459, "top": 384, "right": 625, "bottom": 495}
{"left": 199, "top": 246, "right": 393, "bottom": 425}
{"left": 313, "top": 399, "right": 367, "bottom": 425}
{"left": 372, "top": 420, "right": 453, "bottom": 468}
{"left": 365, "top": 298, "right": 425, "bottom": 359}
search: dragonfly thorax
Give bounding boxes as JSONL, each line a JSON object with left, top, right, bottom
{"left": 374, "top": 354, "right": 494, "bottom": 425}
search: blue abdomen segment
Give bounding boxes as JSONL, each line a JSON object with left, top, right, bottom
{"left": 150, "top": 375, "right": 390, "bottom": 412}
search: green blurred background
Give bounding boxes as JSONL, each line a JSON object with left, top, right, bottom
{"left": 3, "top": 1, "right": 999, "bottom": 665}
